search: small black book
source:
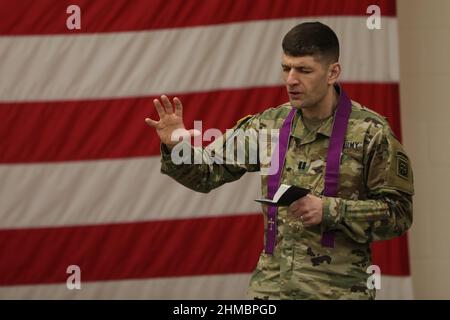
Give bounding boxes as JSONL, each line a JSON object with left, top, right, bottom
{"left": 255, "top": 184, "right": 310, "bottom": 207}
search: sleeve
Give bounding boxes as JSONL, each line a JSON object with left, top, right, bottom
{"left": 160, "top": 114, "right": 261, "bottom": 193}
{"left": 321, "top": 124, "right": 414, "bottom": 243}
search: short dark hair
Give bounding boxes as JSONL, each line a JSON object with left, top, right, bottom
{"left": 282, "top": 22, "right": 340, "bottom": 64}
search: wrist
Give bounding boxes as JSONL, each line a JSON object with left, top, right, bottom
{"left": 161, "top": 143, "right": 174, "bottom": 156}
{"left": 321, "top": 196, "right": 344, "bottom": 231}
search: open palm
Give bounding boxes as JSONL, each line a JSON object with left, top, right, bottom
{"left": 145, "top": 95, "right": 197, "bottom": 148}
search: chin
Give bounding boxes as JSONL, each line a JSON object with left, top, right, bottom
{"left": 290, "top": 99, "right": 306, "bottom": 109}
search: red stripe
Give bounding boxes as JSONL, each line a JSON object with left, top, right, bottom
{"left": 0, "top": 214, "right": 263, "bottom": 285}
{"left": 0, "top": 213, "right": 409, "bottom": 286}
{"left": 342, "top": 82, "right": 402, "bottom": 140}
{"left": 0, "top": 0, "right": 396, "bottom": 35}
{"left": 372, "top": 235, "right": 410, "bottom": 276}
{"left": 0, "top": 86, "right": 286, "bottom": 163}
{"left": 0, "top": 83, "right": 399, "bottom": 164}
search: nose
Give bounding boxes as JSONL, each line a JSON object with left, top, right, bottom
{"left": 286, "top": 69, "right": 300, "bottom": 86}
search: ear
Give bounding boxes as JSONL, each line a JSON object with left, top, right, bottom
{"left": 327, "top": 63, "right": 341, "bottom": 85}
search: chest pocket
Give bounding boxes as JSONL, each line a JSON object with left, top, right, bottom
{"left": 307, "top": 157, "right": 326, "bottom": 196}
{"left": 283, "top": 137, "right": 327, "bottom": 195}
{"left": 339, "top": 139, "right": 365, "bottom": 199}
{"left": 289, "top": 155, "right": 326, "bottom": 196}
{"left": 284, "top": 136, "right": 365, "bottom": 198}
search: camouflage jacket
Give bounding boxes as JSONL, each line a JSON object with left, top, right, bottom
{"left": 160, "top": 100, "right": 414, "bottom": 300}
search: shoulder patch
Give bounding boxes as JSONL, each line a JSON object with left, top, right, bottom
{"left": 396, "top": 152, "right": 410, "bottom": 180}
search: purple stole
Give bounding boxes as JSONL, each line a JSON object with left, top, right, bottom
{"left": 265, "top": 87, "right": 352, "bottom": 254}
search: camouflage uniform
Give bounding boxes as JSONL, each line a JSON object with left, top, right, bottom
{"left": 160, "top": 97, "right": 414, "bottom": 300}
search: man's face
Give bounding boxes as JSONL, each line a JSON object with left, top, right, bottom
{"left": 281, "top": 53, "right": 331, "bottom": 109}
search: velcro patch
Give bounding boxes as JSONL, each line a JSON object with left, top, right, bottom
{"left": 298, "top": 161, "right": 308, "bottom": 171}
{"left": 396, "top": 152, "right": 409, "bottom": 180}
{"left": 344, "top": 141, "right": 363, "bottom": 149}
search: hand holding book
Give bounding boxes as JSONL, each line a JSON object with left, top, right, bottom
{"left": 255, "top": 184, "right": 310, "bottom": 207}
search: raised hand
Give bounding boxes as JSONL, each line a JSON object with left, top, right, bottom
{"left": 145, "top": 95, "right": 198, "bottom": 149}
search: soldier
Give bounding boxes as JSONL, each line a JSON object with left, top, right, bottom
{"left": 145, "top": 22, "right": 414, "bottom": 299}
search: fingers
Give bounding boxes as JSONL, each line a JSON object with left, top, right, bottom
{"left": 145, "top": 118, "right": 158, "bottom": 127}
{"left": 173, "top": 97, "right": 183, "bottom": 117}
{"left": 300, "top": 213, "right": 313, "bottom": 226}
{"left": 288, "top": 197, "right": 304, "bottom": 213}
{"left": 289, "top": 206, "right": 314, "bottom": 226}
{"left": 161, "top": 95, "right": 173, "bottom": 114}
{"left": 153, "top": 99, "right": 166, "bottom": 119}
{"left": 288, "top": 202, "right": 298, "bottom": 213}
{"left": 153, "top": 95, "right": 181, "bottom": 119}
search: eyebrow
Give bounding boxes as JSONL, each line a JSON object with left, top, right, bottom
{"left": 281, "top": 63, "right": 313, "bottom": 70}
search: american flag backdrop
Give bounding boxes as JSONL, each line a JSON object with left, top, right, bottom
{"left": 0, "top": 0, "right": 412, "bottom": 299}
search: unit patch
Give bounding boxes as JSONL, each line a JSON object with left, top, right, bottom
{"left": 396, "top": 151, "right": 409, "bottom": 180}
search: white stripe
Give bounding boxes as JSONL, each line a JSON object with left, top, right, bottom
{"left": 0, "top": 273, "right": 252, "bottom": 299}
{"left": 0, "top": 157, "right": 262, "bottom": 229}
{"left": 376, "top": 275, "right": 414, "bottom": 300}
{"left": 0, "top": 274, "right": 413, "bottom": 299}
{"left": 0, "top": 17, "right": 398, "bottom": 102}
